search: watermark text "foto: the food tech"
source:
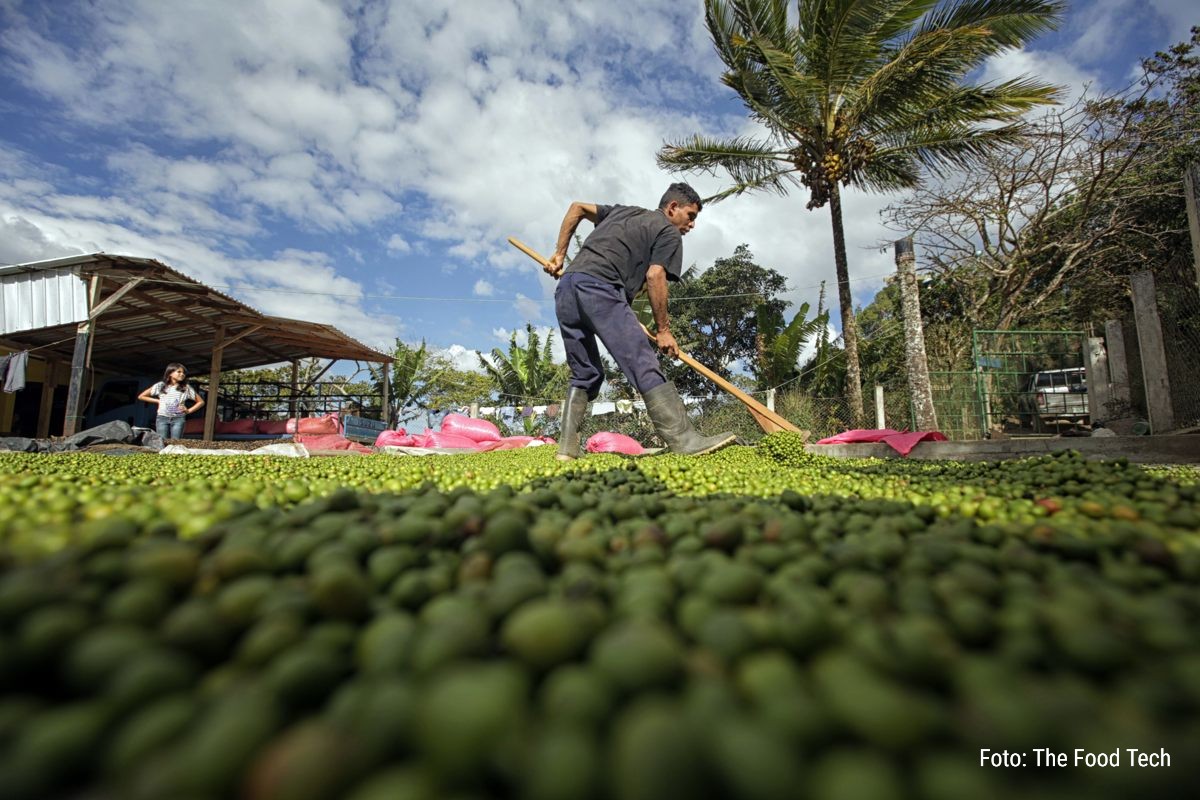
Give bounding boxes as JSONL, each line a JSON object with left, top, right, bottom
{"left": 981, "top": 748, "right": 1171, "bottom": 768}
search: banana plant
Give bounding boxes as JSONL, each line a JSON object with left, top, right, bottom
{"left": 756, "top": 301, "right": 828, "bottom": 390}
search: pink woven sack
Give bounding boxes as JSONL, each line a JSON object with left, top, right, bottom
{"left": 286, "top": 414, "right": 342, "bottom": 435}
{"left": 586, "top": 432, "right": 645, "bottom": 455}
{"left": 479, "top": 436, "right": 555, "bottom": 451}
{"left": 376, "top": 430, "right": 416, "bottom": 447}
{"left": 440, "top": 413, "right": 501, "bottom": 442}
{"left": 416, "top": 431, "right": 482, "bottom": 449}
{"left": 215, "top": 419, "right": 256, "bottom": 435}
{"left": 295, "top": 434, "right": 372, "bottom": 453}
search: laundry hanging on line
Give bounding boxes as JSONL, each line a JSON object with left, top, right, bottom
{"left": 2, "top": 351, "right": 28, "bottom": 393}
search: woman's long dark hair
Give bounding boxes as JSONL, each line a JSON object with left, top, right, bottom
{"left": 162, "top": 363, "right": 188, "bottom": 386}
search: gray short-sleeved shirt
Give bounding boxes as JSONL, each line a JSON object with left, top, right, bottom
{"left": 563, "top": 205, "right": 684, "bottom": 301}
{"left": 151, "top": 381, "right": 198, "bottom": 418}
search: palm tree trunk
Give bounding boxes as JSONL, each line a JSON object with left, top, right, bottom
{"left": 895, "top": 237, "right": 938, "bottom": 431}
{"left": 828, "top": 184, "right": 866, "bottom": 427}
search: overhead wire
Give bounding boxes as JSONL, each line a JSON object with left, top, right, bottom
{"left": 133, "top": 270, "right": 897, "bottom": 307}
{"left": 123, "top": 270, "right": 902, "bottom": 408}
{"left": 757, "top": 316, "right": 906, "bottom": 395}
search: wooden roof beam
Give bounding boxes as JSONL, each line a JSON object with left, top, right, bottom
{"left": 124, "top": 288, "right": 222, "bottom": 329}
{"left": 90, "top": 277, "right": 146, "bottom": 319}
{"left": 119, "top": 289, "right": 286, "bottom": 361}
{"left": 92, "top": 307, "right": 285, "bottom": 365}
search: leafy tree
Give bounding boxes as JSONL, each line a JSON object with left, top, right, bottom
{"left": 885, "top": 65, "right": 1197, "bottom": 331}
{"left": 422, "top": 355, "right": 495, "bottom": 412}
{"left": 368, "top": 339, "right": 499, "bottom": 425}
{"left": 477, "top": 324, "right": 569, "bottom": 405}
{"left": 852, "top": 280, "right": 907, "bottom": 389}
{"left": 660, "top": 244, "right": 789, "bottom": 396}
{"left": 370, "top": 339, "right": 453, "bottom": 424}
{"left": 658, "top": 0, "right": 1063, "bottom": 425}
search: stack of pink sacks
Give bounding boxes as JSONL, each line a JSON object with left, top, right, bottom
{"left": 182, "top": 413, "right": 342, "bottom": 436}
{"left": 290, "top": 414, "right": 372, "bottom": 453}
{"left": 375, "top": 413, "right": 555, "bottom": 451}
{"left": 286, "top": 414, "right": 341, "bottom": 435}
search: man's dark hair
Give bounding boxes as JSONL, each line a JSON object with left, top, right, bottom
{"left": 658, "top": 182, "right": 702, "bottom": 211}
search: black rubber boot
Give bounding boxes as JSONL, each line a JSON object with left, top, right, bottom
{"left": 643, "top": 381, "right": 737, "bottom": 455}
{"left": 556, "top": 386, "right": 590, "bottom": 460}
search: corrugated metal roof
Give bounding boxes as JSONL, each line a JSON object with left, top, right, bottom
{"left": 0, "top": 265, "right": 89, "bottom": 335}
{"left": 0, "top": 253, "right": 392, "bottom": 372}
{"left": 0, "top": 252, "right": 264, "bottom": 317}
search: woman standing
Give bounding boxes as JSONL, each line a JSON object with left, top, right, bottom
{"left": 138, "top": 363, "right": 204, "bottom": 441}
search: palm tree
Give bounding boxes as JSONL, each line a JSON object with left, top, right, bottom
{"left": 477, "top": 324, "right": 567, "bottom": 405}
{"left": 658, "top": 0, "right": 1063, "bottom": 425}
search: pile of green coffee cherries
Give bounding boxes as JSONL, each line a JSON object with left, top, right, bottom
{"left": 0, "top": 434, "right": 1197, "bottom": 798}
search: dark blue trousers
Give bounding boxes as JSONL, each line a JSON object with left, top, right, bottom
{"left": 555, "top": 272, "right": 665, "bottom": 399}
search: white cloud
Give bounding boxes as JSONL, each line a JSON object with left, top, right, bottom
{"left": 0, "top": 0, "right": 1188, "bottom": 368}
{"left": 0, "top": 215, "right": 84, "bottom": 265}
{"left": 436, "top": 343, "right": 484, "bottom": 372}
{"left": 491, "top": 326, "right": 517, "bottom": 346}
{"left": 981, "top": 47, "right": 1099, "bottom": 104}
{"left": 514, "top": 293, "right": 542, "bottom": 323}
{"left": 385, "top": 234, "right": 411, "bottom": 255}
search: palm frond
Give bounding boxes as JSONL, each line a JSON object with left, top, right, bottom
{"left": 847, "top": 149, "right": 925, "bottom": 191}
{"left": 920, "top": 0, "right": 1065, "bottom": 49}
{"left": 657, "top": 134, "right": 797, "bottom": 192}
{"left": 803, "top": 0, "right": 900, "bottom": 101}
{"left": 705, "top": 171, "right": 805, "bottom": 204}
{"left": 861, "top": 76, "right": 1060, "bottom": 141}
{"left": 867, "top": 121, "right": 1032, "bottom": 182}
{"left": 867, "top": 0, "right": 943, "bottom": 43}
{"left": 756, "top": 299, "right": 829, "bottom": 386}
{"left": 730, "top": 0, "right": 790, "bottom": 41}
{"left": 849, "top": 26, "right": 995, "bottom": 126}
{"left": 683, "top": 0, "right": 1063, "bottom": 217}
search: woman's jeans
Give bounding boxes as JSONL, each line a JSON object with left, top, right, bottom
{"left": 156, "top": 416, "right": 185, "bottom": 440}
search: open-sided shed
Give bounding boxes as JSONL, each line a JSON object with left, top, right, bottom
{"left": 0, "top": 253, "right": 392, "bottom": 439}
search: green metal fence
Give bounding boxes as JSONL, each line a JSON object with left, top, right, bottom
{"left": 467, "top": 329, "right": 1091, "bottom": 444}
{"left": 921, "top": 331, "right": 1088, "bottom": 440}
{"left": 924, "top": 370, "right": 987, "bottom": 440}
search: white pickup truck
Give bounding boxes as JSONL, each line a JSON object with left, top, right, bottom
{"left": 1024, "top": 367, "right": 1089, "bottom": 430}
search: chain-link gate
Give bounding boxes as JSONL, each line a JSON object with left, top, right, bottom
{"left": 970, "top": 330, "right": 1088, "bottom": 435}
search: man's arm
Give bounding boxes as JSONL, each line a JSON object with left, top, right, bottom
{"left": 646, "top": 265, "right": 679, "bottom": 357}
{"left": 548, "top": 202, "right": 599, "bottom": 276}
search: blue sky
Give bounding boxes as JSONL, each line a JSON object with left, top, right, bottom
{"left": 0, "top": 0, "right": 1194, "bottom": 377}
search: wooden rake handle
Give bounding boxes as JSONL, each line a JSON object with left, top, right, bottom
{"left": 506, "top": 237, "right": 802, "bottom": 436}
